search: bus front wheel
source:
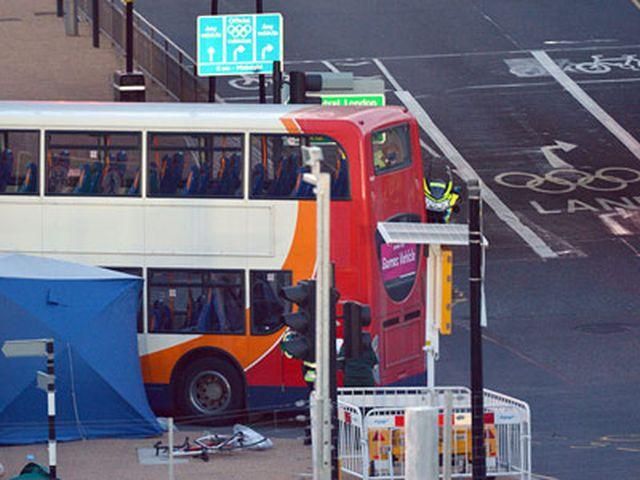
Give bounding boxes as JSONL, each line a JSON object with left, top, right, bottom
{"left": 176, "top": 357, "right": 244, "bottom": 424}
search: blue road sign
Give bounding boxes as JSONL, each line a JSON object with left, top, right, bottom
{"left": 197, "top": 13, "right": 283, "bottom": 77}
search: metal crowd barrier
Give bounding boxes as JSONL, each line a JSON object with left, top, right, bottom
{"left": 338, "top": 387, "right": 531, "bottom": 480}
{"left": 77, "top": 0, "right": 208, "bottom": 102}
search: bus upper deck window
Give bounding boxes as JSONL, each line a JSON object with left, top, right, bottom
{"left": 250, "top": 134, "right": 350, "bottom": 200}
{"left": 372, "top": 123, "right": 412, "bottom": 175}
{"left": 0, "top": 130, "right": 40, "bottom": 195}
{"left": 147, "top": 132, "right": 243, "bottom": 198}
{"left": 45, "top": 131, "right": 141, "bottom": 196}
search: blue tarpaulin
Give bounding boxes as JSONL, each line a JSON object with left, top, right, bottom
{"left": 0, "top": 254, "right": 162, "bottom": 445}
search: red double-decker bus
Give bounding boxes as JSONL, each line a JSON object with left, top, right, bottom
{"left": 0, "top": 101, "right": 426, "bottom": 419}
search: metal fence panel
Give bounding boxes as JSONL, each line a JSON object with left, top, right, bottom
{"left": 337, "top": 387, "right": 531, "bottom": 480}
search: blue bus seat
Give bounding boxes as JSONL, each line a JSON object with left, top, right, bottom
{"left": 158, "top": 154, "right": 175, "bottom": 194}
{"left": 18, "top": 162, "right": 37, "bottom": 194}
{"left": 88, "top": 161, "right": 103, "bottom": 193}
{"left": 148, "top": 161, "right": 160, "bottom": 194}
{"left": 293, "top": 165, "right": 314, "bottom": 198}
{"left": 183, "top": 164, "right": 200, "bottom": 195}
{"left": 48, "top": 150, "right": 70, "bottom": 194}
{"left": 0, "top": 149, "right": 14, "bottom": 193}
{"left": 102, "top": 154, "right": 124, "bottom": 194}
{"left": 268, "top": 155, "right": 297, "bottom": 196}
{"left": 251, "top": 163, "right": 266, "bottom": 197}
{"left": 217, "top": 153, "right": 242, "bottom": 196}
{"left": 331, "top": 156, "right": 349, "bottom": 198}
{"left": 73, "top": 163, "right": 93, "bottom": 194}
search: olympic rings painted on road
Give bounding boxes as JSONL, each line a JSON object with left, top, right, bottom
{"left": 227, "top": 24, "right": 252, "bottom": 39}
{"left": 494, "top": 167, "right": 640, "bottom": 194}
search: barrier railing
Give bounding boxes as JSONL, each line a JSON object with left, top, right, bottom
{"left": 77, "top": 0, "right": 208, "bottom": 101}
{"left": 338, "top": 387, "right": 531, "bottom": 480}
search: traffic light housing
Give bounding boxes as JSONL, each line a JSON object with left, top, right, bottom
{"left": 288, "top": 71, "right": 356, "bottom": 104}
{"left": 342, "top": 301, "right": 371, "bottom": 360}
{"left": 279, "top": 280, "right": 316, "bottom": 362}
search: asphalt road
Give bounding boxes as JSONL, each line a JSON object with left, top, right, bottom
{"left": 133, "top": 1, "right": 640, "bottom": 478}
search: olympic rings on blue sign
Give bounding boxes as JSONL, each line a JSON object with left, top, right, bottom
{"left": 494, "top": 167, "right": 640, "bottom": 194}
{"left": 227, "top": 23, "right": 252, "bottom": 39}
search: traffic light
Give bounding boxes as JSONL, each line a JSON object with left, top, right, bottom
{"left": 342, "top": 301, "right": 371, "bottom": 360}
{"left": 279, "top": 280, "right": 316, "bottom": 361}
{"left": 288, "top": 71, "right": 354, "bottom": 104}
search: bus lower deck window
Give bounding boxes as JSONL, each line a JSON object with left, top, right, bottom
{"left": 147, "top": 269, "right": 245, "bottom": 335}
{"left": 250, "top": 270, "right": 292, "bottom": 335}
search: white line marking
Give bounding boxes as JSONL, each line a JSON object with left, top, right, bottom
{"left": 420, "top": 139, "right": 442, "bottom": 158}
{"left": 372, "top": 58, "right": 558, "bottom": 259}
{"left": 439, "top": 76, "right": 640, "bottom": 93}
{"left": 372, "top": 58, "right": 403, "bottom": 91}
{"left": 284, "top": 43, "right": 640, "bottom": 66}
{"left": 532, "top": 50, "right": 640, "bottom": 162}
{"left": 396, "top": 90, "right": 558, "bottom": 259}
{"left": 322, "top": 60, "right": 340, "bottom": 73}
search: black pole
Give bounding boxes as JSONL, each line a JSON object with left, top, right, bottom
{"left": 256, "top": 0, "right": 266, "bottom": 103}
{"left": 468, "top": 179, "right": 486, "bottom": 480}
{"left": 208, "top": 0, "right": 218, "bottom": 102}
{"left": 56, "top": 0, "right": 63, "bottom": 17}
{"left": 272, "top": 60, "right": 282, "bottom": 104}
{"left": 329, "top": 267, "right": 339, "bottom": 480}
{"left": 46, "top": 341, "right": 56, "bottom": 480}
{"left": 92, "top": 0, "right": 100, "bottom": 48}
{"left": 125, "top": 0, "right": 134, "bottom": 73}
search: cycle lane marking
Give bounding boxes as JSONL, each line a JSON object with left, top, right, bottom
{"left": 531, "top": 50, "right": 640, "bottom": 162}
{"left": 371, "top": 58, "right": 559, "bottom": 259}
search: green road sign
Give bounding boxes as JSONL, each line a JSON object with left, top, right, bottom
{"left": 320, "top": 94, "right": 385, "bottom": 107}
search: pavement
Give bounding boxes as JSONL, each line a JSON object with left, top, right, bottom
{"left": 0, "top": 2, "right": 311, "bottom": 479}
{"left": 0, "top": 0, "right": 169, "bottom": 101}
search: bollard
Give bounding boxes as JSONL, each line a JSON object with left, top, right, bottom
{"left": 168, "top": 417, "right": 174, "bottom": 480}
{"left": 443, "top": 391, "right": 453, "bottom": 480}
{"left": 405, "top": 406, "right": 438, "bottom": 480}
{"left": 64, "top": 0, "right": 78, "bottom": 36}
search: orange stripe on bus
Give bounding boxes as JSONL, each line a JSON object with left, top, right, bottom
{"left": 283, "top": 201, "right": 317, "bottom": 283}
{"left": 141, "top": 202, "right": 317, "bottom": 385}
{"left": 281, "top": 117, "right": 302, "bottom": 134}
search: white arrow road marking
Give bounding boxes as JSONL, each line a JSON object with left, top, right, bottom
{"left": 371, "top": 58, "right": 559, "bottom": 259}
{"left": 532, "top": 50, "right": 640, "bottom": 162}
{"left": 541, "top": 140, "right": 577, "bottom": 168}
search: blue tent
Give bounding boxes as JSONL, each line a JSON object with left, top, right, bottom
{"left": 0, "top": 254, "right": 162, "bottom": 445}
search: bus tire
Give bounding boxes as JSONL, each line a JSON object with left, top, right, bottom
{"left": 176, "top": 357, "right": 244, "bottom": 424}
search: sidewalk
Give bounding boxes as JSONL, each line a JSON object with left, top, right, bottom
{"left": 0, "top": 0, "right": 169, "bottom": 101}
{"left": 0, "top": 429, "right": 313, "bottom": 480}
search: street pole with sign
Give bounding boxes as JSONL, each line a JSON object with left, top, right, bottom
{"left": 2, "top": 339, "right": 57, "bottom": 480}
